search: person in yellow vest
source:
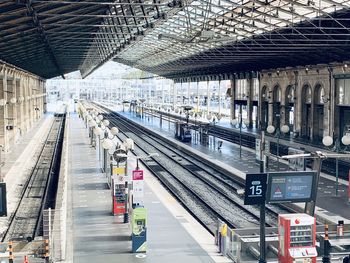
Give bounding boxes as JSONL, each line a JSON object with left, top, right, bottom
{"left": 221, "top": 224, "right": 227, "bottom": 237}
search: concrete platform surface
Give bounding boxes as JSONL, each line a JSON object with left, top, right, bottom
{"left": 67, "top": 112, "right": 229, "bottom": 263}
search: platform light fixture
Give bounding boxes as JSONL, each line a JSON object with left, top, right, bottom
{"left": 102, "top": 138, "right": 114, "bottom": 150}
{"left": 267, "top": 124, "right": 290, "bottom": 170}
{"left": 343, "top": 63, "right": 348, "bottom": 72}
{"left": 94, "top": 127, "right": 104, "bottom": 138}
{"left": 102, "top": 119, "right": 110, "bottom": 127}
{"left": 110, "top": 127, "right": 119, "bottom": 136}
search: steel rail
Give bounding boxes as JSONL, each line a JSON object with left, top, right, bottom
{"left": 2, "top": 114, "right": 65, "bottom": 242}
{"left": 92, "top": 103, "right": 288, "bottom": 229}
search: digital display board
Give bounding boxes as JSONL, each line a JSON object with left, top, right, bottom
{"left": 0, "top": 183, "right": 7, "bottom": 216}
{"left": 266, "top": 171, "right": 317, "bottom": 203}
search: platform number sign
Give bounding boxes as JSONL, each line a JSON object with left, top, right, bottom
{"left": 244, "top": 173, "right": 267, "bottom": 205}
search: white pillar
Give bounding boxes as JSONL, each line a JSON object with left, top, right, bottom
{"left": 187, "top": 81, "right": 190, "bottom": 105}
{"left": 196, "top": 81, "right": 199, "bottom": 112}
{"left": 172, "top": 81, "right": 176, "bottom": 109}
{"left": 161, "top": 79, "right": 164, "bottom": 107}
{"left": 206, "top": 80, "right": 210, "bottom": 115}
{"left": 218, "top": 80, "right": 221, "bottom": 115}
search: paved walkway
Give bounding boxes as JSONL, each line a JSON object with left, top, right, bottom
{"left": 68, "top": 112, "right": 226, "bottom": 263}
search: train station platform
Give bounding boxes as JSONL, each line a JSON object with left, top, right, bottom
{"left": 66, "top": 112, "right": 230, "bottom": 263}
{"left": 112, "top": 107, "right": 350, "bottom": 224}
{"left": 127, "top": 106, "right": 336, "bottom": 153}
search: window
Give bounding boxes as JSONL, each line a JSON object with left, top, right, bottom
{"left": 336, "top": 79, "right": 350, "bottom": 105}
{"left": 235, "top": 79, "right": 248, "bottom": 100}
{"left": 253, "top": 78, "right": 259, "bottom": 101}
{"left": 303, "top": 86, "right": 312, "bottom": 104}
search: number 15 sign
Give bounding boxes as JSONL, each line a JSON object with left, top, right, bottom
{"left": 244, "top": 173, "right": 267, "bottom": 205}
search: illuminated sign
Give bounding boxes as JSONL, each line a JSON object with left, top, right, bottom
{"left": 267, "top": 171, "right": 317, "bottom": 203}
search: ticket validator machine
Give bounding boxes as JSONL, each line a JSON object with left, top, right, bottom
{"left": 278, "top": 213, "right": 317, "bottom": 263}
{"left": 131, "top": 207, "right": 147, "bottom": 253}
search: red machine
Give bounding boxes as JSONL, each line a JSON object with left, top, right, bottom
{"left": 112, "top": 178, "right": 126, "bottom": 216}
{"left": 278, "top": 213, "right": 317, "bottom": 263}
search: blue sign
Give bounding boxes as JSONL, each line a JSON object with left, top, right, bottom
{"left": 267, "top": 171, "right": 317, "bottom": 203}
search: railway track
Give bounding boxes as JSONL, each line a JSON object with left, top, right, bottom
{"left": 92, "top": 103, "right": 292, "bottom": 234}
{"left": 2, "top": 112, "right": 66, "bottom": 242}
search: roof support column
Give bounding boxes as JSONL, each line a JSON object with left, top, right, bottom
{"left": 293, "top": 71, "right": 299, "bottom": 135}
{"left": 15, "top": 78, "right": 22, "bottom": 144}
{"left": 230, "top": 76, "right": 236, "bottom": 123}
{"left": 267, "top": 75, "right": 274, "bottom": 127}
{"left": 43, "top": 80, "right": 47, "bottom": 114}
{"left": 187, "top": 80, "right": 190, "bottom": 106}
{"left": 6, "top": 76, "right": 16, "bottom": 150}
{"left": 196, "top": 81, "right": 199, "bottom": 113}
{"left": 247, "top": 73, "right": 254, "bottom": 128}
{"left": 172, "top": 80, "right": 176, "bottom": 110}
{"left": 206, "top": 79, "right": 210, "bottom": 116}
{"left": 327, "top": 67, "right": 334, "bottom": 137}
{"left": 161, "top": 79, "right": 164, "bottom": 108}
{"left": 24, "top": 77, "right": 31, "bottom": 131}
{"left": 218, "top": 79, "right": 221, "bottom": 116}
{"left": 295, "top": 71, "right": 303, "bottom": 137}
{"left": 28, "top": 78, "right": 34, "bottom": 128}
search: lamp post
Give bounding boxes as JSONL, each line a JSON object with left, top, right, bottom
{"left": 122, "top": 138, "right": 134, "bottom": 223}
{"left": 266, "top": 123, "right": 290, "bottom": 170}
{"left": 231, "top": 113, "right": 249, "bottom": 159}
{"left": 322, "top": 134, "right": 350, "bottom": 196}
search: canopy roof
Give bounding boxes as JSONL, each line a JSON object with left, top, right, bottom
{"left": 1, "top": 0, "right": 350, "bottom": 79}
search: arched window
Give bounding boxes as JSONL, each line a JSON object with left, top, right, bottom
{"left": 261, "top": 86, "right": 268, "bottom": 101}
{"left": 302, "top": 85, "right": 312, "bottom": 104}
{"left": 314, "top": 84, "right": 324, "bottom": 105}
{"left": 286, "top": 85, "right": 295, "bottom": 103}
{"left": 273, "top": 85, "right": 281, "bottom": 102}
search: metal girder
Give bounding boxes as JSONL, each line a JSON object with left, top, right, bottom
{"left": 2, "top": 0, "right": 350, "bottom": 79}
{"left": 16, "top": 0, "right": 65, "bottom": 78}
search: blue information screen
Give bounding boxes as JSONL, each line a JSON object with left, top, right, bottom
{"left": 267, "top": 171, "right": 316, "bottom": 203}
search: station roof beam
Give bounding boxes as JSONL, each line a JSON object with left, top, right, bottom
{"left": 1, "top": 0, "right": 350, "bottom": 79}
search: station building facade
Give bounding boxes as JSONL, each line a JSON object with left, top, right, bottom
{"left": 0, "top": 60, "right": 46, "bottom": 151}
{"left": 46, "top": 62, "right": 350, "bottom": 145}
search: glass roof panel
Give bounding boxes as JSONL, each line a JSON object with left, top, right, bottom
{"left": 108, "top": 0, "right": 350, "bottom": 72}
